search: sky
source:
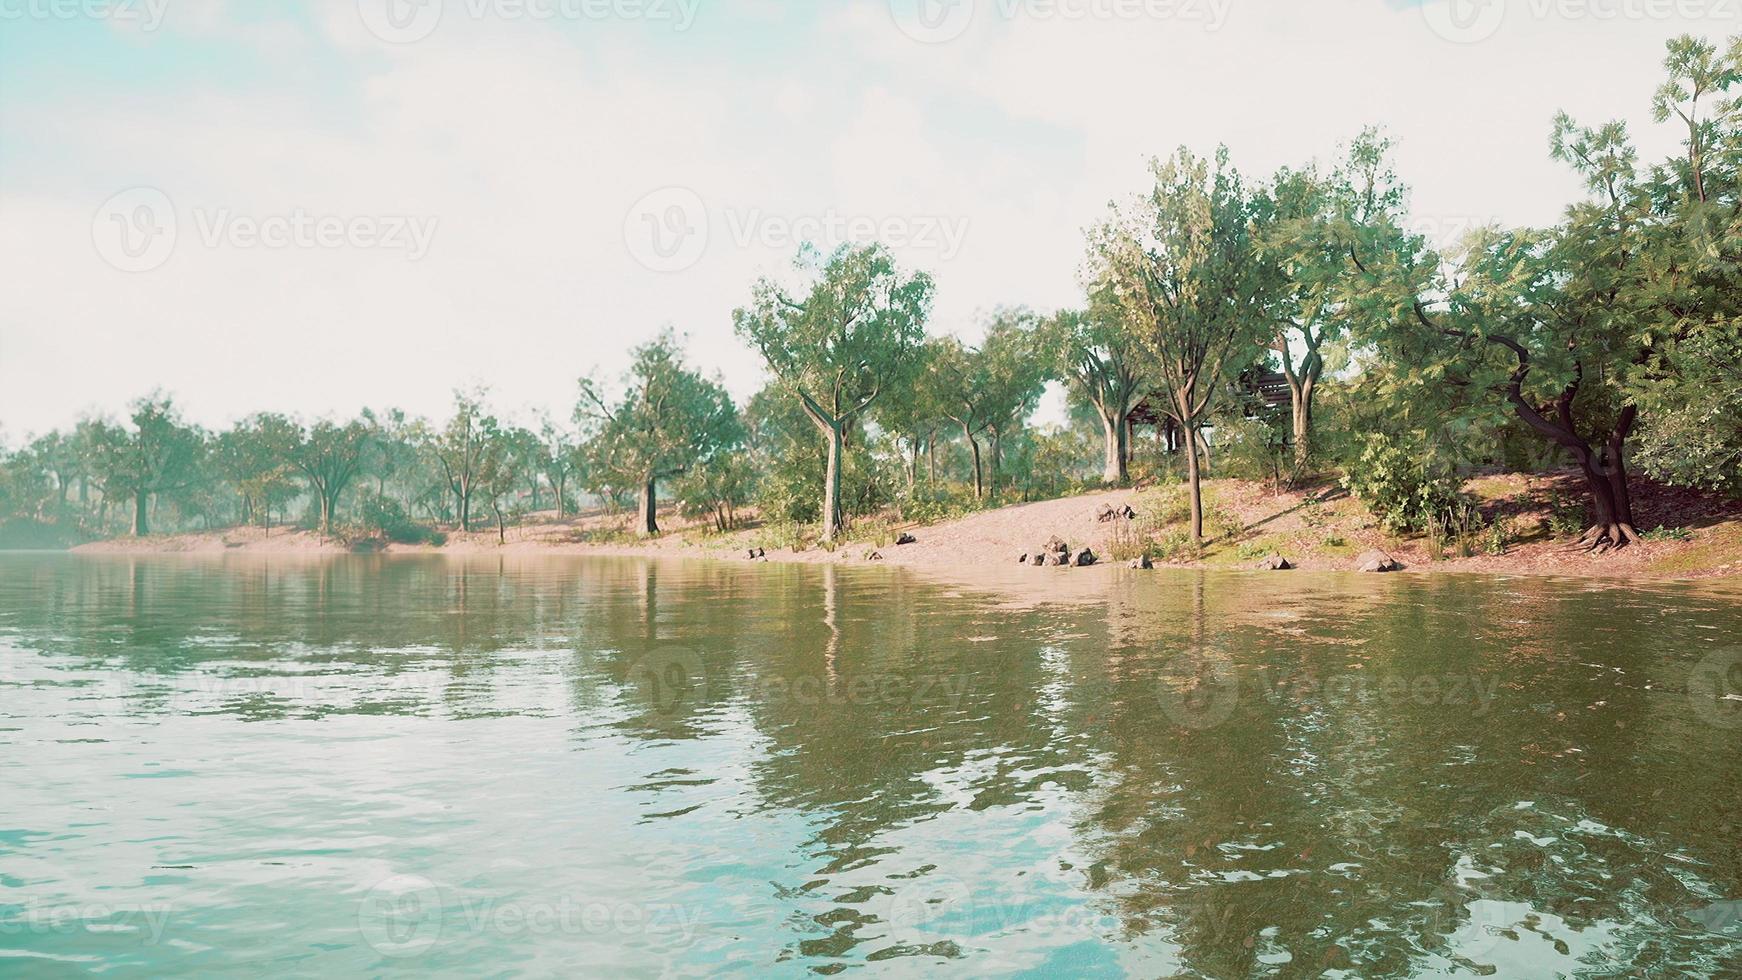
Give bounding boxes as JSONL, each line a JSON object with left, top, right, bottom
{"left": 0, "top": 0, "right": 1728, "bottom": 441}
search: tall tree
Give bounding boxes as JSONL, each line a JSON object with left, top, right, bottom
{"left": 288, "top": 417, "right": 372, "bottom": 534}
{"left": 87, "top": 394, "right": 205, "bottom": 537}
{"left": 1046, "top": 288, "right": 1148, "bottom": 485}
{"left": 1089, "top": 147, "right": 1270, "bottom": 542}
{"left": 1253, "top": 129, "right": 1407, "bottom": 478}
{"left": 734, "top": 244, "right": 932, "bottom": 541}
{"left": 431, "top": 389, "right": 496, "bottom": 533}
{"left": 577, "top": 331, "right": 740, "bottom": 536}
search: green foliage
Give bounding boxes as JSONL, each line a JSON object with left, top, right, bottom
{"left": 359, "top": 493, "right": 445, "bottom": 545}
{"left": 1343, "top": 436, "right": 1467, "bottom": 534}
{"left": 1642, "top": 524, "right": 1695, "bottom": 542}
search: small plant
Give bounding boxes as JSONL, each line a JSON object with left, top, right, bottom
{"left": 1322, "top": 532, "right": 1348, "bottom": 549}
{"left": 1424, "top": 532, "right": 1447, "bottom": 562}
{"left": 1642, "top": 525, "right": 1694, "bottom": 542}
{"left": 1234, "top": 540, "right": 1270, "bottom": 562}
{"left": 1546, "top": 495, "right": 1587, "bottom": 538}
{"left": 1483, "top": 521, "right": 1510, "bottom": 555}
{"left": 1300, "top": 500, "right": 1329, "bottom": 529}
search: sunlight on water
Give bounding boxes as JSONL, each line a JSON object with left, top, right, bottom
{"left": 1, "top": 554, "right": 1739, "bottom": 976}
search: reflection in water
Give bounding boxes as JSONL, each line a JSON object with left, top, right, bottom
{"left": 1, "top": 554, "right": 1740, "bottom": 976}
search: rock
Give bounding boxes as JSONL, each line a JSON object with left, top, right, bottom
{"left": 1030, "top": 554, "right": 1046, "bottom": 566}
{"left": 1121, "top": 505, "right": 1138, "bottom": 520}
{"left": 1129, "top": 555, "right": 1154, "bottom": 570}
{"left": 1355, "top": 550, "right": 1403, "bottom": 573}
{"left": 1017, "top": 553, "right": 1030, "bottom": 565}
{"left": 895, "top": 532, "right": 917, "bottom": 546}
{"left": 746, "top": 547, "right": 766, "bottom": 559}
{"left": 1096, "top": 503, "right": 1116, "bottom": 523}
{"left": 1253, "top": 553, "right": 1294, "bottom": 571}
{"left": 1046, "top": 551, "right": 1069, "bottom": 566}
{"left": 1045, "top": 534, "right": 1069, "bottom": 554}
{"left": 1074, "top": 548, "right": 1098, "bottom": 567}
{"left": 864, "top": 550, "right": 885, "bottom": 562}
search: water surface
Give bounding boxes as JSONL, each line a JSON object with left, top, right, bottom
{"left": 2, "top": 554, "right": 1740, "bottom": 976}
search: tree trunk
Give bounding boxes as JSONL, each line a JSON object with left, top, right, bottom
{"left": 1289, "top": 376, "right": 1315, "bottom": 479}
{"left": 637, "top": 475, "right": 659, "bottom": 536}
{"left": 823, "top": 423, "right": 846, "bottom": 541}
{"left": 1183, "top": 425, "right": 1204, "bottom": 544}
{"left": 494, "top": 502, "right": 506, "bottom": 545}
{"left": 133, "top": 491, "right": 149, "bottom": 536}
{"left": 1101, "top": 411, "right": 1128, "bottom": 484}
{"left": 963, "top": 424, "right": 984, "bottom": 500}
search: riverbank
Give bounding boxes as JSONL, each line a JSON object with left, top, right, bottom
{"left": 71, "top": 471, "right": 1742, "bottom": 581}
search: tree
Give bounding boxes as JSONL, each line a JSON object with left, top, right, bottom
{"left": 734, "top": 243, "right": 933, "bottom": 541}
{"left": 975, "top": 309, "right": 1051, "bottom": 492}
{"left": 87, "top": 394, "right": 205, "bottom": 536}
{"left": 577, "top": 331, "right": 740, "bottom": 536}
{"left": 1253, "top": 129, "right": 1407, "bottom": 478}
{"left": 536, "top": 413, "right": 579, "bottom": 518}
{"left": 288, "top": 418, "right": 372, "bottom": 534}
{"left": 1046, "top": 288, "right": 1149, "bottom": 485}
{"left": 1089, "top": 147, "right": 1270, "bottom": 542}
{"left": 922, "top": 337, "right": 997, "bottom": 499}
{"left": 431, "top": 389, "right": 496, "bottom": 532}
{"left": 216, "top": 413, "right": 300, "bottom": 530}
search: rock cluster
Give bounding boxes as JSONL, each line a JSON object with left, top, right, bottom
{"left": 1253, "top": 553, "right": 1294, "bottom": 571}
{"left": 746, "top": 547, "right": 767, "bottom": 560}
{"left": 1096, "top": 503, "right": 1138, "bottom": 523}
{"left": 1018, "top": 536, "right": 1098, "bottom": 568}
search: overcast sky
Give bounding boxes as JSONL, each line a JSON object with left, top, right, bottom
{"left": 0, "top": 0, "right": 1727, "bottom": 441}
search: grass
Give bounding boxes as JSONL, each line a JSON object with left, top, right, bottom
{"left": 1646, "top": 524, "right": 1736, "bottom": 574}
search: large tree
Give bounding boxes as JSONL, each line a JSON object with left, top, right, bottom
{"left": 1347, "top": 34, "right": 1742, "bottom": 552}
{"left": 288, "top": 417, "right": 372, "bottom": 534}
{"left": 1253, "top": 129, "right": 1407, "bottom": 478}
{"left": 577, "top": 331, "right": 740, "bottom": 536}
{"left": 430, "top": 389, "right": 497, "bottom": 533}
{"left": 1046, "top": 289, "right": 1149, "bottom": 485}
{"left": 87, "top": 394, "right": 206, "bottom": 537}
{"left": 1089, "top": 147, "right": 1270, "bottom": 542}
{"left": 734, "top": 244, "right": 932, "bottom": 541}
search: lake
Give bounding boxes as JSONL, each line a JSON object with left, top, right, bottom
{"left": 2, "top": 554, "right": 1740, "bottom": 976}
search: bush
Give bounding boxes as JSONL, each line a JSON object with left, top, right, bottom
{"left": 1343, "top": 437, "right": 1467, "bottom": 534}
{"left": 360, "top": 493, "right": 445, "bottom": 545}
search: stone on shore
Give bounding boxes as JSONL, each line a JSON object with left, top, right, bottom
{"left": 1129, "top": 555, "right": 1154, "bottom": 569}
{"left": 1074, "top": 548, "right": 1098, "bottom": 567}
{"left": 1253, "top": 553, "right": 1294, "bottom": 571}
{"left": 1355, "top": 550, "right": 1403, "bottom": 573}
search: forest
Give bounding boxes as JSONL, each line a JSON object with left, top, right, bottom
{"left": 3, "top": 35, "right": 1739, "bottom": 557}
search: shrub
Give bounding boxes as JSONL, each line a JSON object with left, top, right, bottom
{"left": 1642, "top": 525, "right": 1694, "bottom": 542}
{"left": 1343, "top": 437, "right": 1466, "bottom": 534}
{"left": 360, "top": 493, "right": 445, "bottom": 545}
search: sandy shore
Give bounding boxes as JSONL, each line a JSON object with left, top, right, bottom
{"left": 71, "top": 475, "right": 1742, "bottom": 582}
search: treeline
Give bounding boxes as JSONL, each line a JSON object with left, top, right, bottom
{"left": 2, "top": 35, "right": 1739, "bottom": 553}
